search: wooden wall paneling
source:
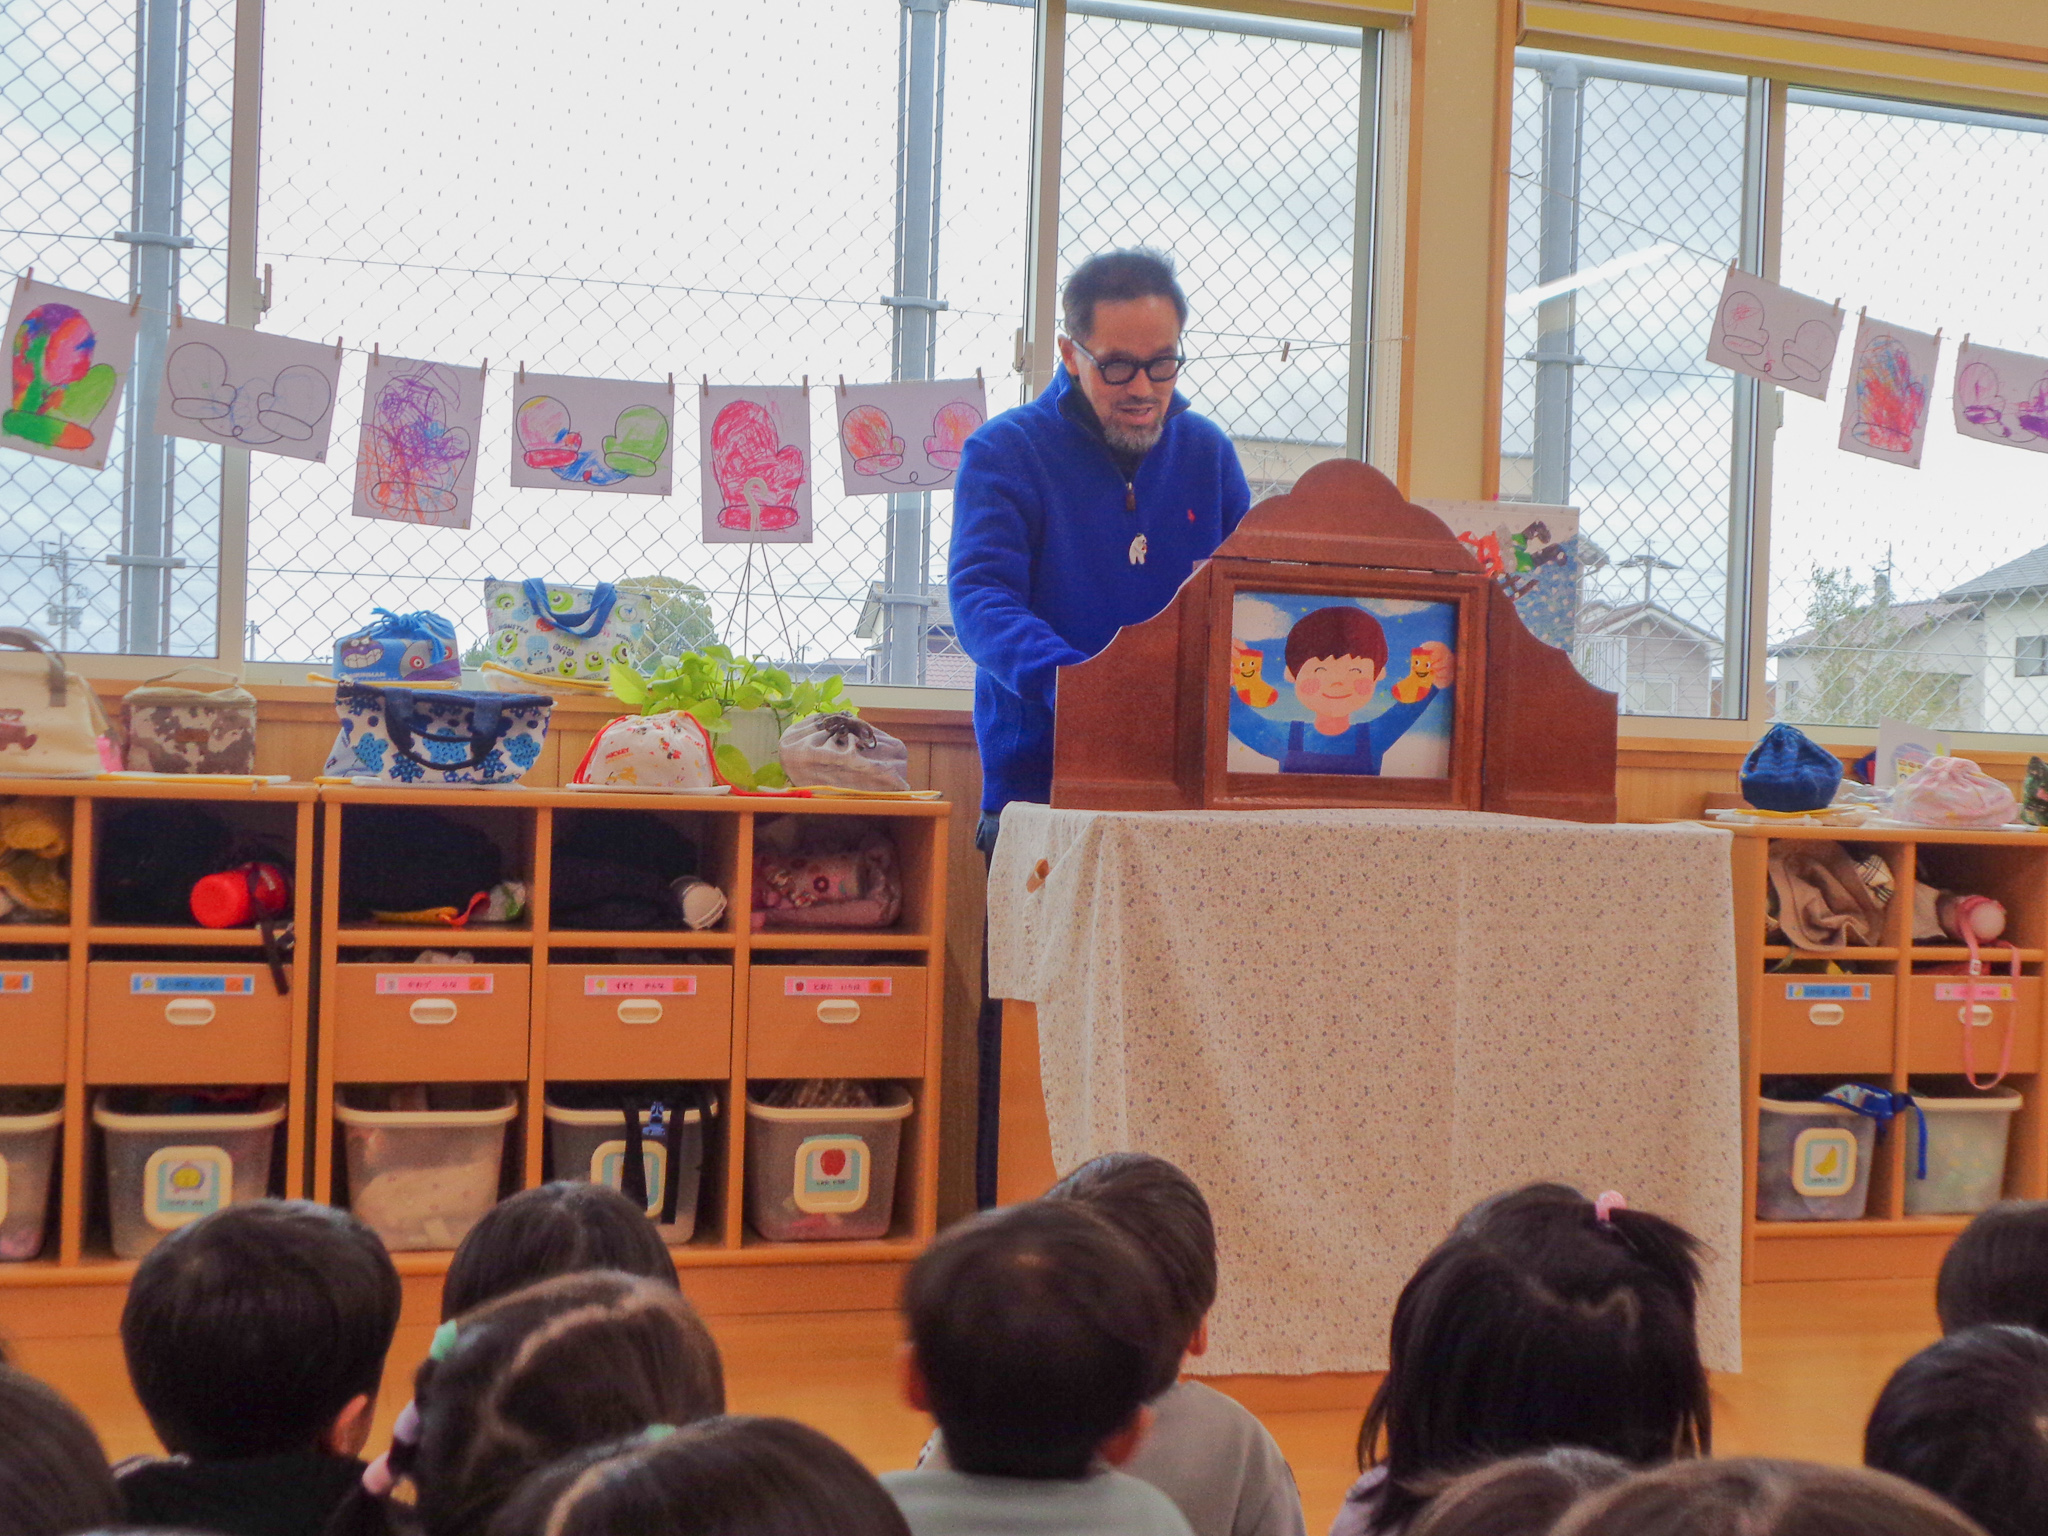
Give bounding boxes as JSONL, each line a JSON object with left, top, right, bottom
{"left": 60, "top": 796, "right": 90, "bottom": 1264}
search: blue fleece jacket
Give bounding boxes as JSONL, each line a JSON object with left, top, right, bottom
{"left": 949, "top": 367, "right": 1251, "bottom": 812}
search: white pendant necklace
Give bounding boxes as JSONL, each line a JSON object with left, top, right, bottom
{"left": 1128, "top": 533, "right": 1148, "bottom": 566}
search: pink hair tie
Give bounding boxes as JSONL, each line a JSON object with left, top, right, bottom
{"left": 1594, "top": 1190, "right": 1627, "bottom": 1225}
{"left": 360, "top": 1400, "right": 421, "bottom": 1497}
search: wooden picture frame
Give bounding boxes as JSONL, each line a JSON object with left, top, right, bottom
{"left": 1204, "top": 562, "right": 1488, "bottom": 810}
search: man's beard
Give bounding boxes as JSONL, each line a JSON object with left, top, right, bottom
{"left": 1102, "top": 417, "right": 1164, "bottom": 455}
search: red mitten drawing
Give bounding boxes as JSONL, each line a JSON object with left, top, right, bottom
{"left": 922, "top": 399, "right": 983, "bottom": 471}
{"left": 712, "top": 400, "right": 804, "bottom": 531}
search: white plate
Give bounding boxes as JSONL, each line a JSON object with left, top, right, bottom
{"left": 558, "top": 782, "right": 732, "bottom": 796}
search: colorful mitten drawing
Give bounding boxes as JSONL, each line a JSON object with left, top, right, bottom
{"left": 7, "top": 304, "right": 117, "bottom": 451}
{"left": 923, "top": 399, "right": 983, "bottom": 471}
{"left": 712, "top": 400, "right": 804, "bottom": 531}
{"left": 841, "top": 405, "right": 905, "bottom": 477}
{"left": 1848, "top": 337, "right": 1924, "bottom": 454}
{"left": 517, "top": 396, "right": 581, "bottom": 468}
{"left": 602, "top": 404, "right": 670, "bottom": 478}
{"left": 366, "top": 369, "right": 471, "bottom": 518}
{"left": 1231, "top": 643, "right": 1278, "bottom": 707}
{"left": 2017, "top": 376, "right": 2048, "bottom": 441}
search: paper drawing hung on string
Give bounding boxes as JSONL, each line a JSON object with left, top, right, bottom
{"left": 511, "top": 371, "right": 674, "bottom": 495}
{"left": 351, "top": 354, "right": 484, "bottom": 528}
{"left": 1702, "top": 267, "right": 1843, "bottom": 400}
{"left": 700, "top": 385, "right": 811, "bottom": 544}
{"left": 835, "top": 376, "right": 987, "bottom": 495}
{"left": 152, "top": 318, "right": 340, "bottom": 462}
{"left": 1951, "top": 339, "right": 2048, "bottom": 455}
{"left": 1838, "top": 314, "right": 1940, "bottom": 469}
{"left": 1, "top": 279, "right": 141, "bottom": 470}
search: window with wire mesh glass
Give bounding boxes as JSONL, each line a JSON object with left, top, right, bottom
{"left": 1501, "top": 52, "right": 1750, "bottom": 720}
{"left": 0, "top": 0, "right": 231, "bottom": 657}
{"left": 1060, "top": 4, "right": 1372, "bottom": 503}
{"left": 1771, "top": 92, "right": 2048, "bottom": 736}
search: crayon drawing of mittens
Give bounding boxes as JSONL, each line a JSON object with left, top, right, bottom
{"left": 366, "top": 367, "right": 472, "bottom": 521}
{"left": 1847, "top": 337, "right": 1924, "bottom": 455}
{"left": 1957, "top": 360, "right": 2010, "bottom": 434}
{"left": 1777, "top": 320, "right": 1838, "bottom": 388}
{"left": 7, "top": 304, "right": 117, "bottom": 451}
{"left": 923, "top": 399, "right": 983, "bottom": 473}
{"left": 840, "top": 405, "right": 905, "bottom": 478}
{"left": 1718, "top": 290, "right": 1769, "bottom": 359}
{"left": 712, "top": 400, "right": 805, "bottom": 531}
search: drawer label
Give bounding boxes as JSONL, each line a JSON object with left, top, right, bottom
{"left": 1935, "top": 982, "right": 2014, "bottom": 1002}
{"left": 585, "top": 976, "right": 696, "bottom": 996}
{"left": 131, "top": 974, "right": 254, "bottom": 995}
{"left": 784, "top": 977, "right": 892, "bottom": 997}
{"left": 1784, "top": 982, "right": 1869, "bottom": 1001}
{"left": 375, "top": 973, "right": 494, "bottom": 995}
{"left": 0, "top": 973, "right": 31, "bottom": 994}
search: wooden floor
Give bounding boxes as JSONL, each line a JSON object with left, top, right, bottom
{"left": 3, "top": 1277, "right": 1938, "bottom": 1535}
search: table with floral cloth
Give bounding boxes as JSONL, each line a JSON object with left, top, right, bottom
{"left": 986, "top": 804, "right": 1741, "bottom": 1375}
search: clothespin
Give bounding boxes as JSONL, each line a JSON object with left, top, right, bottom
{"left": 479, "top": 358, "right": 488, "bottom": 382}
{"left": 1280, "top": 340, "right": 1290, "bottom": 363}
{"left": 17, "top": 267, "right": 32, "bottom": 291}
{"left": 975, "top": 367, "right": 983, "bottom": 390}
{"left": 373, "top": 342, "right": 380, "bottom": 365}
{"left": 1858, "top": 306, "right": 1867, "bottom": 323}
{"left": 837, "top": 375, "right": 846, "bottom": 397}
{"left": 130, "top": 295, "right": 140, "bottom": 317}
{"left": 334, "top": 337, "right": 343, "bottom": 360}
{"left": 1933, "top": 328, "right": 1944, "bottom": 347}
{"left": 517, "top": 361, "right": 524, "bottom": 385}
{"left": 701, "top": 375, "right": 709, "bottom": 398}
{"left": 667, "top": 372, "right": 674, "bottom": 396}
{"left": 802, "top": 374, "right": 809, "bottom": 393}
{"left": 172, "top": 302, "right": 183, "bottom": 328}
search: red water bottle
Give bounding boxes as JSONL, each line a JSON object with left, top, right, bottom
{"left": 190, "top": 862, "right": 291, "bottom": 929}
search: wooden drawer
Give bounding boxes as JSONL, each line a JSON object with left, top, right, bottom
{"left": 1758, "top": 976, "right": 1894, "bottom": 1075}
{"left": 331, "top": 965, "right": 529, "bottom": 1083}
{"left": 545, "top": 966, "right": 732, "bottom": 1080}
{"left": 0, "top": 963, "right": 66, "bottom": 1084}
{"left": 748, "top": 967, "right": 926, "bottom": 1078}
{"left": 1906, "top": 975, "right": 2043, "bottom": 1074}
{"left": 86, "top": 961, "right": 292, "bottom": 1084}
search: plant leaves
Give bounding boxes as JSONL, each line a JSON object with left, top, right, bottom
{"left": 608, "top": 662, "right": 649, "bottom": 708}
{"left": 753, "top": 761, "right": 788, "bottom": 789}
{"left": 713, "top": 742, "right": 755, "bottom": 790}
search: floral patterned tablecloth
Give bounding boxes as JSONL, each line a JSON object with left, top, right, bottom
{"left": 987, "top": 805, "right": 1741, "bottom": 1375}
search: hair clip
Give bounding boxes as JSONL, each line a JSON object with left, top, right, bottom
{"left": 637, "top": 1424, "right": 678, "bottom": 1446}
{"left": 1594, "top": 1190, "right": 1627, "bottom": 1225}
{"left": 360, "top": 1400, "right": 422, "bottom": 1497}
{"left": 429, "top": 1320, "right": 460, "bottom": 1361}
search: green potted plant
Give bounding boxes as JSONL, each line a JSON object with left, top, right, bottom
{"left": 608, "top": 645, "right": 856, "bottom": 790}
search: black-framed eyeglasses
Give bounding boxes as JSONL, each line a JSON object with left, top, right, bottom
{"left": 1069, "top": 337, "right": 1183, "bottom": 386}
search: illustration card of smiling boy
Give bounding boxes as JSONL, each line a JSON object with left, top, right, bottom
{"left": 1225, "top": 601, "right": 1456, "bottom": 775}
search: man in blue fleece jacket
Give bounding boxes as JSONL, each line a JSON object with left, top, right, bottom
{"left": 950, "top": 250, "right": 1251, "bottom": 822}
{"left": 950, "top": 249, "right": 1249, "bottom": 1204}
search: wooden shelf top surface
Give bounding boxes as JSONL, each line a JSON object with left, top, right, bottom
{"left": 321, "top": 785, "right": 952, "bottom": 818}
{"left": 1718, "top": 820, "right": 2048, "bottom": 846}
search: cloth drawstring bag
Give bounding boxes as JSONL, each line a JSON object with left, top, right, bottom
{"left": 1741, "top": 723, "right": 1842, "bottom": 812}
{"left": 1890, "top": 755, "right": 2018, "bottom": 830}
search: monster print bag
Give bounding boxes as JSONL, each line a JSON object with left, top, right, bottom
{"left": 0, "top": 627, "right": 115, "bottom": 778}
{"left": 483, "top": 579, "right": 650, "bottom": 686}
{"left": 324, "top": 683, "right": 554, "bottom": 786}
{"left": 121, "top": 667, "right": 258, "bottom": 774}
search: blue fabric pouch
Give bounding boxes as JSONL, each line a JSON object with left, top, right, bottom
{"left": 1742, "top": 723, "right": 1842, "bottom": 812}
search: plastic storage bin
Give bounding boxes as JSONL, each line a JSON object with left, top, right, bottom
{"left": 1757, "top": 1091, "right": 1878, "bottom": 1221}
{"left": 1905, "top": 1080, "right": 2023, "bottom": 1216}
{"left": 337, "top": 1085, "right": 516, "bottom": 1251}
{"left": 94, "top": 1089, "right": 285, "bottom": 1259}
{"left": 0, "top": 1089, "right": 61, "bottom": 1260}
{"left": 745, "top": 1086, "right": 912, "bottom": 1242}
{"left": 544, "top": 1092, "right": 715, "bottom": 1244}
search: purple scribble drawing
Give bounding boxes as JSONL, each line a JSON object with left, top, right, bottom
{"left": 2018, "top": 376, "right": 2048, "bottom": 440}
{"left": 363, "top": 364, "right": 470, "bottom": 520}
{"left": 1957, "top": 354, "right": 2048, "bottom": 443}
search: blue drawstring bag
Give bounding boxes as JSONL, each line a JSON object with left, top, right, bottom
{"left": 1822, "top": 1083, "right": 1927, "bottom": 1179}
{"left": 331, "top": 609, "right": 461, "bottom": 685}
{"left": 1742, "top": 723, "right": 1842, "bottom": 812}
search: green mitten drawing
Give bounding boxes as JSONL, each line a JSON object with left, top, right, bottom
{"left": 602, "top": 404, "right": 670, "bottom": 478}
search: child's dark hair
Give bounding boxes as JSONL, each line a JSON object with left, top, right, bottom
{"left": 1045, "top": 1151, "right": 1216, "bottom": 1372}
{"left": 332, "top": 1270, "right": 725, "bottom": 1536}
{"left": 1935, "top": 1199, "right": 2048, "bottom": 1335}
{"left": 1865, "top": 1323, "right": 2048, "bottom": 1536}
{"left": 903, "top": 1201, "right": 1171, "bottom": 1480}
{"left": 1286, "top": 607, "right": 1388, "bottom": 677}
{"left": 443, "top": 1181, "right": 679, "bottom": 1318}
{"left": 1354, "top": 1184, "right": 1710, "bottom": 1533}
{"left": 0, "top": 1364, "right": 121, "bottom": 1535}
{"left": 485, "top": 1416, "right": 911, "bottom": 1536}
{"left": 1406, "top": 1449, "right": 1631, "bottom": 1536}
{"left": 1551, "top": 1458, "right": 1986, "bottom": 1536}
{"left": 1062, "top": 248, "right": 1188, "bottom": 342}
{"left": 120, "top": 1198, "right": 400, "bottom": 1458}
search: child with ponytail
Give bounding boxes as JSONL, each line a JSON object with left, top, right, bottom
{"left": 1333, "top": 1184, "right": 1711, "bottom": 1536}
{"left": 326, "top": 1270, "right": 725, "bottom": 1536}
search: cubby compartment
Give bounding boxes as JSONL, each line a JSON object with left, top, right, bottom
{"left": 544, "top": 957, "right": 732, "bottom": 1080}
{"left": 331, "top": 800, "right": 536, "bottom": 938}
{"left": 749, "top": 812, "right": 939, "bottom": 940}
{"left": 1905, "top": 966, "right": 2043, "bottom": 1075}
{"left": 1903, "top": 1076, "right": 2024, "bottom": 1217}
{"left": 92, "top": 797, "right": 301, "bottom": 933}
{"left": 1761, "top": 838, "right": 1906, "bottom": 955}
{"left": 92, "top": 1087, "right": 286, "bottom": 1259}
{"left": 1758, "top": 974, "right": 1895, "bottom": 1075}
{"left": 0, "top": 1087, "right": 61, "bottom": 1260}
{"left": 542, "top": 1081, "right": 722, "bottom": 1244}
{"left": 0, "top": 959, "right": 68, "bottom": 1084}
{"left": 336, "top": 1083, "right": 520, "bottom": 1251}
{"left": 86, "top": 953, "right": 293, "bottom": 1084}
{"left": 748, "top": 965, "right": 927, "bottom": 1078}
{"left": 743, "top": 1081, "right": 915, "bottom": 1243}
{"left": 546, "top": 808, "right": 740, "bottom": 938}
{"left": 0, "top": 794, "right": 74, "bottom": 927}
{"left": 329, "top": 958, "right": 530, "bottom": 1081}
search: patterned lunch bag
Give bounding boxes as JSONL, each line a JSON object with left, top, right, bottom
{"left": 323, "top": 684, "right": 554, "bottom": 786}
{"left": 483, "top": 579, "right": 650, "bottom": 685}
{"left": 121, "top": 667, "right": 258, "bottom": 775}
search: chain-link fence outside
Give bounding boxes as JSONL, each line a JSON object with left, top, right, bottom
{"left": 244, "top": 0, "right": 1032, "bottom": 676}
{"left": 1772, "top": 94, "right": 2048, "bottom": 736}
{"left": 1061, "top": 7, "right": 1366, "bottom": 501}
{"left": 0, "top": 0, "right": 230, "bottom": 656}
{"left": 1501, "top": 54, "right": 1749, "bottom": 719}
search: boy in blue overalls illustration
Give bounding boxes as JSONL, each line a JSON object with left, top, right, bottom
{"left": 1227, "top": 604, "right": 1455, "bottom": 774}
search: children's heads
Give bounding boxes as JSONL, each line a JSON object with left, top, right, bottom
{"left": 487, "top": 1416, "right": 911, "bottom": 1536}
{"left": 1865, "top": 1323, "right": 2048, "bottom": 1536}
{"left": 1935, "top": 1199, "right": 2048, "bottom": 1335}
{"left": 1550, "top": 1458, "right": 1984, "bottom": 1536}
{"left": 342, "top": 1270, "right": 725, "bottom": 1536}
{"left": 0, "top": 1364, "right": 120, "bottom": 1536}
{"left": 1358, "top": 1184, "right": 1710, "bottom": 1531}
{"left": 901, "top": 1200, "right": 1172, "bottom": 1480}
{"left": 443, "top": 1181, "right": 680, "bottom": 1319}
{"left": 121, "top": 1198, "right": 401, "bottom": 1459}
{"left": 1046, "top": 1151, "right": 1217, "bottom": 1368}
{"left": 1405, "top": 1450, "right": 1630, "bottom": 1536}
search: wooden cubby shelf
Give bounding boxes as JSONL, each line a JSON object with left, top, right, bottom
{"left": 1734, "top": 823, "right": 2048, "bottom": 1283}
{"left": 0, "top": 780, "right": 947, "bottom": 1282}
